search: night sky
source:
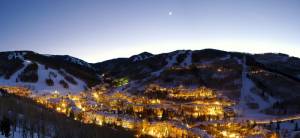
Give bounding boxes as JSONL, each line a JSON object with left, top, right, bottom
{"left": 0, "top": 0, "right": 299, "bottom": 62}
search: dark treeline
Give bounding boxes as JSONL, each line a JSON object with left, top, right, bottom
{"left": 0, "top": 115, "right": 11, "bottom": 137}
{"left": 0, "top": 93, "right": 134, "bottom": 138}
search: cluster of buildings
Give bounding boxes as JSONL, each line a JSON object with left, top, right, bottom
{"left": 0, "top": 84, "right": 278, "bottom": 138}
{"left": 199, "top": 122, "right": 278, "bottom": 138}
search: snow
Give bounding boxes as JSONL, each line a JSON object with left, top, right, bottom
{"left": 266, "top": 119, "right": 300, "bottom": 137}
{"left": 30, "top": 64, "right": 86, "bottom": 95}
{"left": 220, "top": 55, "right": 231, "bottom": 61}
{"left": 180, "top": 51, "right": 192, "bottom": 67}
{"left": 0, "top": 127, "right": 51, "bottom": 138}
{"left": 133, "top": 55, "right": 142, "bottom": 62}
{"left": 64, "top": 56, "right": 92, "bottom": 68}
{"left": 291, "top": 131, "right": 300, "bottom": 138}
{"left": 7, "top": 52, "right": 27, "bottom": 60}
{"left": 6, "top": 128, "right": 37, "bottom": 138}
{"left": 152, "top": 51, "right": 185, "bottom": 76}
{"left": 131, "top": 52, "right": 153, "bottom": 62}
{"left": 276, "top": 119, "right": 300, "bottom": 131}
{"left": 0, "top": 60, "right": 31, "bottom": 85}
{"left": 44, "top": 54, "right": 92, "bottom": 69}
{"left": 235, "top": 57, "right": 242, "bottom": 65}
{"left": 238, "top": 57, "right": 276, "bottom": 119}
{"left": 42, "top": 54, "right": 52, "bottom": 57}
{"left": 0, "top": 60, "right": 86, "bottom": 95}
{"left": 132, "top": 55, "right": 151, "bottom": 62}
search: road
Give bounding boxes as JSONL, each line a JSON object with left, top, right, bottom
{"left": 190, "top": 114, "right": 300, "bottom": 128}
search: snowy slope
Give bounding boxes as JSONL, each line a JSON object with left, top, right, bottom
{"left": 238, "top": 57, "right": 276, "bottom": 119}
{"left": 220, "top": 55, "right": 231, "bottom": 61}
{"left": 180, "top": 51, "right": 192, "bottom": 67}
{"left": 0, "top": 127, "right": 44, "bottom": 138}
{"left": 152, "top": 51, "right": 185, "bottom": 76}
{"left": 7, "top": 52, "right": 27, "bottom": 60}
{"left": 63, "top": 56, "right": 93, "bottom": 69}
{"left": 131, "top": 52, "right": 153, "bottom": 62}
{"left": 0, "top": 60, "right": 86, "bottom": 95}
{"left": 132, "top": 55, "right": 151, "bottom": 62}
{"left": 0, "top": 60, "right": 32, "bottom": 86}
{"left": 33, "top": 63, "right": 86, "bottom": 94}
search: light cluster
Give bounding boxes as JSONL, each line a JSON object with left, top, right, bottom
{"left": 0, "top": 85, "right": 278, "bottom": 138}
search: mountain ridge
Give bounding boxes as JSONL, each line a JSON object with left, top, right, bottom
{"left": 0, "top": 49, "right": 300, "bottom": 116}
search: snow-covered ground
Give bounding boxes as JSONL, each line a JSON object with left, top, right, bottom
{"left": 0, "top": 60, "right": 86, "bottom": 95}
{"left": 32, "top": 63, "right": 86, "bottom": 94}
{"left": 152, "top": 51, "right": 185, "bottom": 76}
{"left": 276, "top": 119, "right": 300, "bottom": 131}
{"left": 0, "top": 127, "right": 52, "bottom": 138}
{"left": 63, "top": 56, "right": 93, "bottom": 69}
{"left": 237, "top": 57, "right": 276, "bottom": 119}
{"left": 0, "top": 60, "right": 32, "bottom": 86}
{"left": 220, "top": 55, "right": 231, "bottom": 61}
{"left": 132, "top": 54, "right": 152, "bottom": 62}
{"left": 180, "top": 51, "right": 192, "bottom": 67}
{"left": 0, "top": 128, "right": 34, "bottom": 138}
{"left": 7, "top": 52, "right": 27, "bottom": 61}
{"left": 235, "top": 57, "right": 242, "bottom": 65}
{"left": 266, "top": 119, "right": 300, "bottom": 138}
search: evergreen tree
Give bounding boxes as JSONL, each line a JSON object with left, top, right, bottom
{"left": 1, "top": 116, "right": 11, "bottom": 137}
{"left": 69, "top": 110, "right": 75, "bottom": 119}
{"left": 295, "top": 123, "right": 298, "bottom": 131}
{"left": 269, "top": 121, "right": 273, "bottom": 129}
{"left": 161, "top": 111, "right": 168, "bottom": 121}
{"left": 0, "top": 118, "right": 2, "bottom": 135}
{"left": 276, "top": 122, "right": 280, "bottom": 131}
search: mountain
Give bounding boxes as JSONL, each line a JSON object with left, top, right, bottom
{"left": 93, "top": 49, "right": 300, "bottom": 116}
{"left": 129, "top": 52, "right": 154, "bottom": 62}
{"left": 0, "top": 51, "right": 100, "bottom": 95}
{"left": 1, "top": 49, "right": 300, "bottom": 116}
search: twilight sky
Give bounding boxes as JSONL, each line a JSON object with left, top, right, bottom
{"left": 0, "top": 0, "right": 299, "bottom": 63}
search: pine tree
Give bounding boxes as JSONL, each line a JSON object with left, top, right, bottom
{"left": 276, "top": 122, "right": 280, "bottom": 131}
{"left": 161, "top": 111, "right": 168, "bottom": 121}
{"left": 1, "top": 116, "right": 11, "bottom": 137}
{"left": 69, "top": 110, "right": 75, "bottom": 119}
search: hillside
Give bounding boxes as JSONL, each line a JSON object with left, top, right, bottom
{"left": 0, "top": 51, "right": 101, "bottom": 95}
{"left": 0, "top": 92, "right": 134, "bottom": 138}
{"left": 94, "top": 49, "right": 300, "bottom": 116}
{"left": 1, "top": 49, "right": 300, "bottom": 137}
{"left": 1, "top": 49, "right": 300, "bottom": 115}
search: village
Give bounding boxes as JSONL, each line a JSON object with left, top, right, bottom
{"left": 0, "top": 84, "right": 280, "bottom": 138}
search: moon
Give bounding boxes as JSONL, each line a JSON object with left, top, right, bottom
{"left": 168, "top": 11, "right": 173, "bottom": 16}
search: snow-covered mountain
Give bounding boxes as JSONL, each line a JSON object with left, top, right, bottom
{"left": 1, "top": 49, "right": 300, "bottom": 116}
{"left": 129, "top": 52, "right": 154, "bottom": 62}
{"left": 0, "top": 51, "right": 100, "bottom": 95}
{"left": 94, "top": 49, "right": 300, "bottom": 116}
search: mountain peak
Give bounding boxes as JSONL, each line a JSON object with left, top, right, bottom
{"left": 130, "top": 52, "right": 154, "bottom": 62}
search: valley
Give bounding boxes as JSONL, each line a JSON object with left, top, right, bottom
{"left": 1, "top": 49, "right": 300, "bottom": 138}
